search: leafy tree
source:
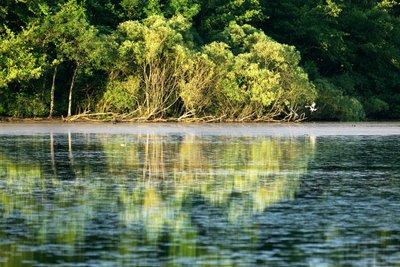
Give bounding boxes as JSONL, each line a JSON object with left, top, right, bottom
{"left": 103, "top": 15, "right": 193, "bottom": 118}
{"left": 260, "top": 0, "right": 400, "bottom": 119}
{"left": 101, "top": 17, "right": 315, "bottom": 121}
{"left": 164, "top": 0, "right": 200, "bottom": 19}
{"left": 119, "top": 0, "right": 201, "bottom": 21}
{"left": 120, "top": 0, "right": 162, "bottom": 20}
{"left": 0, "top": 0, "right": 59, "bottom": 32}
{"left": 310, "top": 79, "right": 365, "bottom": 121}
{"left": 0, "top": 27, "right": 44, "bottom": 89}
{"left": 0, "top": 25, "right": 48, "bottom": 117}
{"left": 84, "top": 0, "right": 120, "bottom": 31}
{"left": 1, "top": 0, "right": 399, "bottom": 120}
{"left": 192, "top": 0, "right": 263, "bottom": 40}
{"left": 40, "top": 0, "right": 107, "bottom": 117}
{"left": 203, "top": 22, "right": 316, "bottom": 120}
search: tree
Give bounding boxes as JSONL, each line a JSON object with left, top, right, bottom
{"left": 84, "top": 0, "right": 120, "bottom": 31}
{"left": 260, "top": 0, "right": 400, "bottom": 119}
{"left": 0, "top": 0, "right": 59, "bottom": 32}
{"left": 193, "top": 0, "right": 263, "bottom": 41}
{"left": 164, "top": 0, "right": 201, "bottom": 19}
{"left": 106, "top": 15, "right": 194, "bottom": 118}
{"left": 41, "top": 0, "right": 106, "bottom": 117}
{"left": 120, "top": 0, "right": 162, "bottom": 20}
{"left": 202, "top": 22, "right": 316, "bottom": 120}
{"left": 0, "top": 27, "right": 44, "bottom": 89}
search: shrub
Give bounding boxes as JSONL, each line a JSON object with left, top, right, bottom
{"left": 7, "top": 92, "right": 47, "bottom": 117}
{"left": 102, "top": 16, "right": 316, "bottom": 121}
{"left": 363, "top": 97, "right": 389, "bottom": 118}
{"left": 203, "top": 22, "right": 316, "bottom": 120}
{"left": 97, "top": 76, "right": 140, "bottom": 113}
{"left": 311, "top": 79, "right": 365, "bottom": 121}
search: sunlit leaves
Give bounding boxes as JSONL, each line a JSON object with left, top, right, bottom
{"left": 203, "top": 22, "right": 316, "bottom": 119}
{"left": 195, "top": 0, "right": 263, "bottom": 39}
{"left": 323, "top": 0, "right": 342, "bottom": 17}
{"left": 166, "top": 0, "right": 200, "bottom": 19}
{"left": 120, "top": 0, "right": 162, "bottom": 19}
{"left": 117, "top": 15, "right": 189, "bottom": 65}
{"left": 101, "top": 16, "right": 315, "bottom": 120}
{"left": 0, "top": 27, "right": 45, "bottom": 88}
{"left": 261, "top": 0, "right": 400, "bottom": 119}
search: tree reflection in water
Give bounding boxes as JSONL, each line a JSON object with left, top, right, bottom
{"left": 0, "top": 133, "right": 315, "bottom": 266}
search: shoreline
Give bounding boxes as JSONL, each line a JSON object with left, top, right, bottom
{"left": 0, "top": 121, "right": 399, "bottom": 137}
{"left": 1, "top": 116, "right": 399, "bottom": 124}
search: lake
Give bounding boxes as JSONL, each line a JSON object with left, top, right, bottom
{"left": 0, "top": 122, "right": 399, "bottom": 266}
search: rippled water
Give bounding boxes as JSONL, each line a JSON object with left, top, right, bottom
{"left": 0, "top": 124, "right": 400, "bottom": 266}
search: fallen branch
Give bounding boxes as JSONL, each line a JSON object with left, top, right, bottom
{"left": 62, "top": 111, "right": 306, "bottom": 123}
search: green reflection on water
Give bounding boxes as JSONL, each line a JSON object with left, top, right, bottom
{"left": 0, "top": 133, "right": 315, "bottom": 266}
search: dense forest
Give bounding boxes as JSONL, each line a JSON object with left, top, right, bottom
{"left": 1, "top": 0, "right": 399, "bottom": 121}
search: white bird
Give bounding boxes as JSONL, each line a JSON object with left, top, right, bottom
{"left": 305, "top": 102, "right": 317, "bottom": 112}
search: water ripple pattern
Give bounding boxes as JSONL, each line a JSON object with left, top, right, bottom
{"left": 0, "top": 124, "right": 399, "bottom": 266}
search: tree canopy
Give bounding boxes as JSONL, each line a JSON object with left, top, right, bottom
{"left": 1, "top": 0, "right": 399, "bottom": 121}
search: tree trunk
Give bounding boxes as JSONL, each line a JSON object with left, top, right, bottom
{"left": 68, "top": 66, "right": 78, "bottom": 117}
{"left": 68, "top": 130, "right": 74, "bottom": 165}
{"left": 49, "top": 65, "right": 57, "bottom": 118}
{"left": 50, "top": 132, "right": 58, "bottom": 178}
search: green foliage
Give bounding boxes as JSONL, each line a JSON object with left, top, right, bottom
{"left": 178, "top": 53, "right": 215, "bottom": 114}
{"left": 0, "top": 27, "right": 45, "bottom": 88}
{"left": 165, "top": 0, "right": 200, "bottom": 19}
{"left": 120, "top": 0, "right": 200, "bottom": 21}
{"left": 0, "top": 0, "right": 52, "bottom": 32}
{"left": 37, "top": 0, "right": 114, "bottom": 116}
{"left": 84, "top": 0, "right": 120, "bottom": 30}
{"left": 7, "top": 92, "right": 48, "bottom": 117}
{"left": 98, "top": 77, "right": 140, "bottom": 113}
{"left": 1, "top": 0, "right": 399, "bottom": 120}
{"left": 311, "top": 79, "right": 365, "bottom": 121}
{"left": 116, "top": 15, "right": 190, "bottom": 66}
{"left": 108, "top": 15, "right": 196, "bottom": 118}
{"left": 261, "top": 0, "right": 400, "bottom": 119}
{"left": 363, "top": 97, "right": 390, "bottom": 118}
{"left": 203, "top": 22, "right": 316, "bottom": 119}
{"left": 120, "top": 0, "right": 162, "bottom": 20}
{"left": 194, "top": 0, "right": 263, "bottom": 40}
{"left": 103, "top": 17, "right": 315, "bottom": 120}
{"left": 43, "top": 0, "right": 102, "bottom": 66}
{"left": 383, "top": 94, "right": 400, "bottom": 118}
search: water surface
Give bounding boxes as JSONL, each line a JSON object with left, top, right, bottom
{"left": 0, "top": 123, "right": 399, "bottom": 266}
